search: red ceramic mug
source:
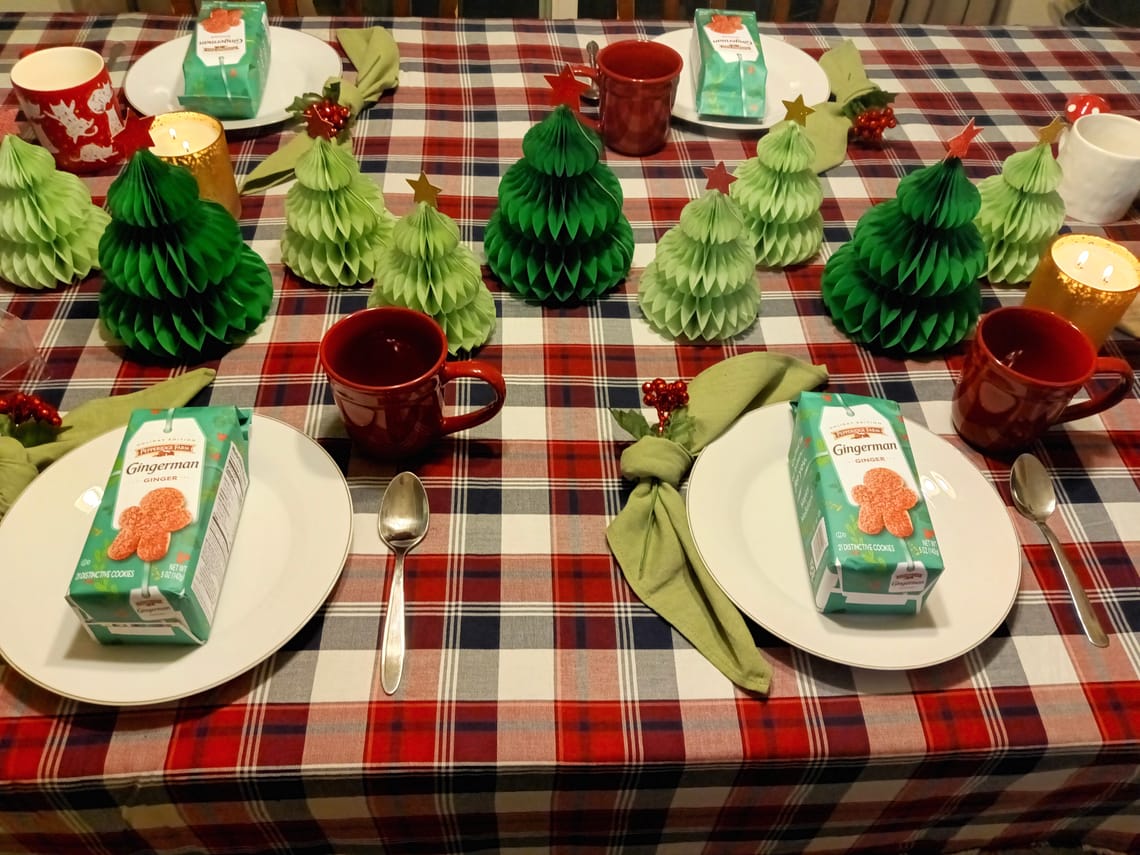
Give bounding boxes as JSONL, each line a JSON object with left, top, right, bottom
{"left": 10, "top": 46, "right": 127, "bottom": 174}
{"left": 572, "top": 39, "right": 682, "bottom": 156}
{"left": 950, "top": 305, "right": 1133, "bottom": 455}
{"left": 319, "top": 307, "right": 506, "bottom": 460}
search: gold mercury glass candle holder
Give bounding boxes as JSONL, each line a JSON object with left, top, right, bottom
{"left": 1023, "top": 233, "right": 1140, "bottom": 349}
{"left": 148, "top": 111, "right": 242, "bottom": 221}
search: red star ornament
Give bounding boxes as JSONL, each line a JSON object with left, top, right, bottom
{"left": 944, "top": 118, "right": 982, "bottom": 160}
{"left": 545, "top": 65, "right": 591, "bottom": 113}
{"left": 118, "top": 113, "right": 157, "bottom": 159}
{"left": 0, "top": 107, "right": 20, "bottom": 140}
{"left": 703, "top": 161, "right": 736, "bottom": 194}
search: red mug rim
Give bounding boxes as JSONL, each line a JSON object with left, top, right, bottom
{"left": 318, "top": 306, "right": 447, "bottom": 392}
{"left": 975, "top": 305, "right": 1095, "bottom": 388}
{"left": 10, "top": 45, "right": 106, "bottom": 94}
{"left": 596, "top": 40, "right": 683, "bottom": 86}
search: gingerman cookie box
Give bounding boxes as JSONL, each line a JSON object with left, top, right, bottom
{"left": 66, "top": 406, "right": 251, "bottom": 645}
{"left": 788, "top": 392, "right": 944, "bottom": 615}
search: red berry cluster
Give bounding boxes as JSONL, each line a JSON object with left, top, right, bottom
{"left": 850, "top": 106, "right": 898, "bottom": 144}
{"left": 0, "top": 392, "right": 61, "bottom": 427}
{"left": 303, "top": 99, "right": 352, "bottom": 140}
{"left": 642, "top": 378, "right": 689, "bottom": 433}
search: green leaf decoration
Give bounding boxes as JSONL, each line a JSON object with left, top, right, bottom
{"left": 731, "top": 119, "right": 824, "bottom": 268}
{"left": 610, "top": 408, "right": 652, "bottom": 440}
{"left": 281, "top": 136, "right": 395, "bottom": 288}
{"left": 638, "top": 190, "right": 759, "bottom": 341}
{"left": 97, "top": 149, "right": 273, "bottom": 363}
{"left": 485, "top": 104, "right": 633, "bottom": 305}
{"left": 367, "top": 201, "right": 496, "bottom": 354}
{"left": 0, "top": 134, "right": 109, "bottom": 290}
{"left": 974, "top": 142, "right": 1065, "bottom": 285}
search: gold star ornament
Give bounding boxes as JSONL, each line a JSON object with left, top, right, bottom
{"left": 1037, "top": 116, "right": 1065, "bottom": 146}
{"left": 407, "top": 172, "right": 442, "bottom": 208}
{"left": 782, "top": 95, "right": 814, "bottom": 127}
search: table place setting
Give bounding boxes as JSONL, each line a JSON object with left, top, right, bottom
{"left": 0, "top": 4, "right": 1138, "bottom": 854}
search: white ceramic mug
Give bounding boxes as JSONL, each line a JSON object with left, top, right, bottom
{"left": 1056, "top": 112, "right": 1140, "bottom": 224}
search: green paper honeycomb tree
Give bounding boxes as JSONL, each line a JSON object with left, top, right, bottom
{"left": 638, "top": 163, "right": 760, "bottom": 341}
{"left": 0, "top": 133, "right": 109, "bottom": 290}
{"left": 281, "top": 136, "right": 395, "bottom": 288}
{"left": 975, "top": 118, "right": 1066, "bottom": 286}
{"left": 484, "top": 104, "right": 633, "bottom": 305}
{"left": 98, "top": 149, "right": 273, "bottom": 362}
{"left": 821, "top": 121, "right": 987, "bottom": 355}
{"left": 368, "top": 173, "right": 496, "bottom": 354}
{"left": 730, "top": 111, "right": 823, "bottom": 268}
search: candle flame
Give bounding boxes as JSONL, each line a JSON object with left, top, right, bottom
{"left": 1076, "top": 250, "right": 1089, "bottom": 268}
{"left": 182, "top": 140, "right": 191, "bottom": 154}
{"left": 1103, "top": 265, "right": 1114, "bottom": 283}
{"left": 168, "top": 127, "right": 177, "bottom": 141}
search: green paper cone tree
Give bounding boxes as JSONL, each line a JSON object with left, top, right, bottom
{"left": 821, "top": 120, "right": 986, "bottom": 355}
{"left": 368, "top": 173, "right": 496, "bottom": 353}
{"left": 638, "top": 162, "right": 760, "bottom": 341}
{"left": 281, "top": 135, "right": 395, "bottom": 287}
{"left": 0, "top": 131, "right": 109, "bottom": 290}
{"left": 98, "top": 149, "right": 273, "bottom": 362}
{"left": 484, "top": 97, "right": 633, "bottom": 305}
{"left": 975, "top": 117, "right": 1066, "bottom": 286}
{"left": 730, "top": 97, "right": 824, "bottom": 268}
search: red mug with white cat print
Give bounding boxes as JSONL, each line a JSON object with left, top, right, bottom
{"left": 10, "top": 46, "right": 127, "bottom": 174}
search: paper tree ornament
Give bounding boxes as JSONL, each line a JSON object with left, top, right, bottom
{"left": 975, "top": 118, "right": 1066, "bottom": 285}
{"left": 821, "top": 121, "right": 986, "bottom": 355}
{"left": 281, "top": 135, "right": 395, "bottom": 287}
{"left": 98, "top": 149, "right": 273, "bottom": 362}
{"left": 484, "top": 103, "right": 633, "bottom": 304}
{"left": 368, "top": 173, "right": 497, "bottom": 353}
{"left": 0, "top": 132, "right": 109, "bottom": 290}
{"left": 638, "top": 163, "right": 760, "bottom": 341}
{"left": 731, "top": 98, "right": 824, "bottom": 267}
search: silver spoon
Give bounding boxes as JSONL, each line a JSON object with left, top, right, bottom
{"left": 582, "top": 40, "right": 600, "bottom": 102}
{"left": 378, "top": 471, "right": 430, "bottom": 694}
{"left": 1010, "top": 454, "right": 1108, "bottom": 648}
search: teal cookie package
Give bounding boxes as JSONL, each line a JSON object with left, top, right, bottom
{"left": 788, "top": 391, "right": 945, "bottom": 615}
{"left": 691, "top": 8, "right": 768, "bottom": 119}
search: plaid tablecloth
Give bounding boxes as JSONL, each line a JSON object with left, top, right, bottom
{"left": 1, "top": 12, "right": 1138, "bottom": 855}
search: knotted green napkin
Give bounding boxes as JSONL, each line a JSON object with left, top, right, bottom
{"left": 241, "top": 27, "right": 400, "bottom": 195}
{"left": 0, "top": 368, "right": 215, "bottom": 519}
{"left": 804, "top": 40, "right": 890, "bottom": 175}
{"left": 606, "top": 352, "right": 828, "bottom": 695}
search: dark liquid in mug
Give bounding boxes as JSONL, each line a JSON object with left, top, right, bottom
{"left": 333, "top": 329, "right": 438, "bottom": 388}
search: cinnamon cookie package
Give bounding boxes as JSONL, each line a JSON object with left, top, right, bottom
{"left": 66, "top": 406, "right": 251, "bottom": 644}
{"left": 788, "top": 391, "right": 944, "bottom": 615}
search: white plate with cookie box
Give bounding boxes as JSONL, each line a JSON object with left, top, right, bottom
{"left": 652, "top": 27, "right": 830, "bottom": 131}
{"left": 686, "top": 403, "right": 1022, "bottom": 671}
{"left": 0, "top": 414, "right": 352, "bottom": 706}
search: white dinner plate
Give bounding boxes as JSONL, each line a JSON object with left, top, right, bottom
{"left": 124, "top": 27, "right": 342, "bottom": 131}
{"left": 652, "top": 27, "right": 830, "bottom": 131}
{"left": 687, "top": 404, "right": 1022, "bottom": 670}
{"left": 0, "top": 414, "right": 352, "bottom": 706}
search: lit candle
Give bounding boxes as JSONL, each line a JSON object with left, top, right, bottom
{"left": 148, "top": 111, "right": 241, "bottom": 220}
{"left": 1023, "top": 234, "right": 1140, "bottom": 349}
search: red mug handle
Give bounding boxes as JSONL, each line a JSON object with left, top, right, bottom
{"left": 439, "top": 360, "right": 507, "bottom": 436}
{"left": 1057, "top": 356, "right": 1134, "bottom": 423}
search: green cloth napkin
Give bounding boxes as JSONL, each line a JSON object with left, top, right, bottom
{"left": 241, "top": 27, "right": 400, "bottom": 196}
{"left": 0, "top": 368, "right": 216, "bottom": 519}
{"left": 805, "top": 40, "right": 881, "bottom": 175}
{"left": 606, "top": 352, "right": 828, "bottom": 696}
